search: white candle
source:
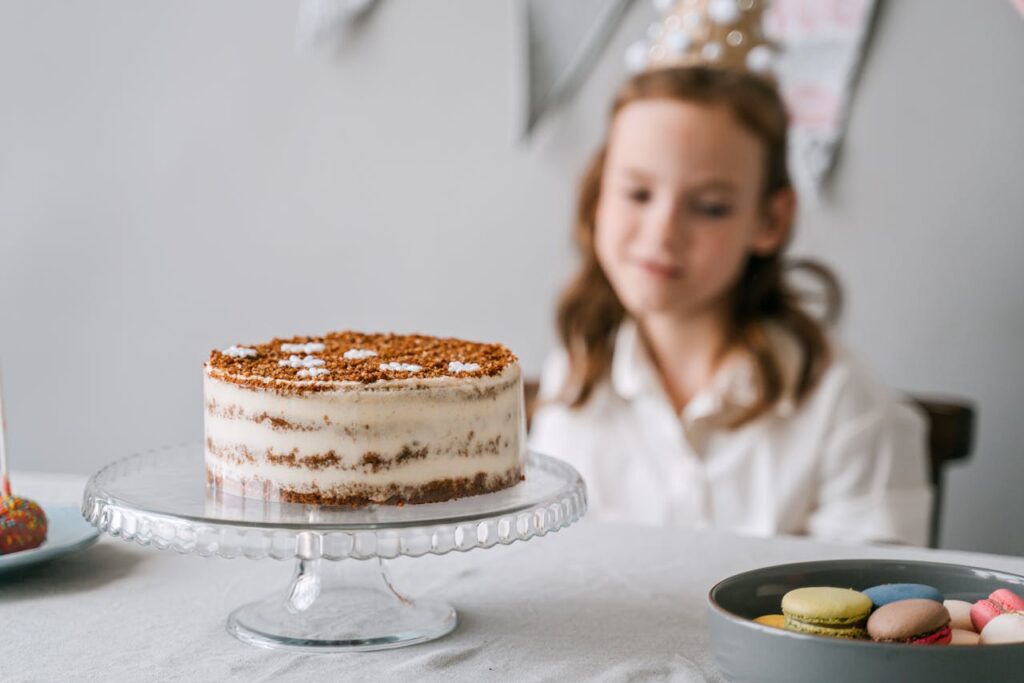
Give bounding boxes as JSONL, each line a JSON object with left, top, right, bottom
{"left": 0, "top": 364, "right": 9, "bottom": 497}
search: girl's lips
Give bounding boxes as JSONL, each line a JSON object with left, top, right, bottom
{"left": 636, "top": 259, "right": 682, "bottom": 279}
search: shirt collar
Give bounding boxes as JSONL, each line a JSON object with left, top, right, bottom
{"left": 610, "top": 317, "right": 800, "bottom": 421}
{"left": 610, "top": 319, "right": 653, "bottom": 401}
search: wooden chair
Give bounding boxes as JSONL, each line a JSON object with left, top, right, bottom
{"left": 522, "top": 380, "right": 974, "bottom": 548}
{"left": 911, "top": 397, "right": 975, "bottom": 547}
{"left": 524, "top": 380, "right": 541, "bottom": 430}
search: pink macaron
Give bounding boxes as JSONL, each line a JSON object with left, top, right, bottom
{"left": 971, "top": 589, "right": 1024, "bottom": 632}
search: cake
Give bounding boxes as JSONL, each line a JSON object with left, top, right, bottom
{"left": 203, "top": 331, "right": 525, "bottom": 506}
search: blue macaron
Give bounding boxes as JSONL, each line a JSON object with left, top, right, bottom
{"left": 862, "top": 583, "right": 944, "bottom": 609}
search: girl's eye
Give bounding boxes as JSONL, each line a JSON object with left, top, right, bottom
{"left": 693, "top": 201, "right": 732, "bottom": 218}
{"left": 626, "top": 188, "right": 651, "bottom": 204}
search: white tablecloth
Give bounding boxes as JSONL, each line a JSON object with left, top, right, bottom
{"left": 4, "top": 472, "right": 1024, "bottom": 682}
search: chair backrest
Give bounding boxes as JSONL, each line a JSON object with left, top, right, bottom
{"left": 909, "top": 396, "right": 976, "bottom": 547}
{"left": 522, "top": 379, "right": 975, "bottom": 547}
{"left": 524, "top": 380, "right": 540, "bottom": 430}
{"left": 909, "top": 398, "right": 976, "bottom": 482}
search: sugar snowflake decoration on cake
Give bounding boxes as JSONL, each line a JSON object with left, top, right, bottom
{"left": 297, "top": 367, "right": 330, "bottom": 378}
{"left": 343, "top": 348, "right": 378, "bottom": 360}
{"left": 280, "top": 342, "right": 325, "bottom": 354}
{"left": 278, "top": 355, "right": 326, "bottom": 369}
{"left": 222, "top": 345, "right": 259, "bottom": 359}
{"left": 448, "top": 361, "right": 481, "bottom": 373}
{"left": 379, "top": 362, "right": 422, "bottom": 372}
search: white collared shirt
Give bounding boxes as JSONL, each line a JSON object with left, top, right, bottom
{"left": 528, "top": 320, "right": 933, "bottom": 545}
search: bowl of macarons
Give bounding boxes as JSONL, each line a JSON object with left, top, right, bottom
{"left": 707, "top": 559, "right": 1024, "bottom": 683}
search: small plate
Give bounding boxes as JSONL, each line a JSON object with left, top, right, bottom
{"left": 0, "top": 504, "right": 100, "bottom": 573}
{"left": 708, "top": 559, "right": 1024, "bottom": 683}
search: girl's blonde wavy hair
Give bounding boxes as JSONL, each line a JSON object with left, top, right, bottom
{"left": 555, "top": 66, "right": 840, "bottom": 426}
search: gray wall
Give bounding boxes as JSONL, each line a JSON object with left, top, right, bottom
{"left": 1, "top": 1, "right": 1021, "bottom": 553}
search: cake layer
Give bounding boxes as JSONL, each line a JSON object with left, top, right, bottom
{"left": 207, "top": 466, "right": 523, "bottom": 506}
{"left": 204, "top": 367, "right": 521, "bottom": 474}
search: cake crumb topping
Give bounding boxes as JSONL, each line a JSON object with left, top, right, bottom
{"left": 207, "top": 331, "right": 517, "bottom": 390}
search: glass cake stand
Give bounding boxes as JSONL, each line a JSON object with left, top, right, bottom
{"left": 81, "top": 444, "right": 586, "bottom": 653}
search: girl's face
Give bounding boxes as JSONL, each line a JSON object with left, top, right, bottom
{"left": 595, "top": 99, "right": 792, "bottom": 322}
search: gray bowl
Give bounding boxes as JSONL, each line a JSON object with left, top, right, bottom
{"left": 707, "top": 559, "right": 1024, "bottom": 683}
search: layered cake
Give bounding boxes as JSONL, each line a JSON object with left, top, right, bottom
{"left": 204, "top": 331, "right": 525, "bottom": 506}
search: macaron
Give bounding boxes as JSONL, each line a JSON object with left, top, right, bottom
{"left": 950, "top": 628, "right": 980, "bottom": 645}
{"left": 781, "top": 587, "right": 872, "bottom": 639}
{"left": 943, "top": 599, "right": 975, "bottom": 632}
{"left": 754, "top": 614, "right": 786, "bottom": 629}
{"left": 971, "top": 588, "right": 1024, "bottom": 632}
{"left": 862, "top": 583, "right": 944, "bottom": 609}
{"left": 867, "top": 599, "right": 952, "bottom": 645}
{"left": 980, "top": 613, "right": 1024, "bottom": 645}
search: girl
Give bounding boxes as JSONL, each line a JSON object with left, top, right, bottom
{"left": 528, "top": 66, "right": 932, "bottom": 545}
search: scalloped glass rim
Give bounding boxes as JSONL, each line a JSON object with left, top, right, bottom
{"left": 82, "top": 445, "right": 587, "bottom": 561}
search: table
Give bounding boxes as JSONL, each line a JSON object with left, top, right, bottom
{"left": 4, "top": 472, "right": 1023, "bottom": 682}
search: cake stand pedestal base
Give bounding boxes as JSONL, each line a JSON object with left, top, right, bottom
{"left": 227, "top": 557, "right": 456, "bottom": 652}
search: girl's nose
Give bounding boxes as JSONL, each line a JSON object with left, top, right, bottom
{"left": 644, "top": 198, "right": 687, "bottom": 252}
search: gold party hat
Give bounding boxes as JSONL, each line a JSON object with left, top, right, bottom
{"left": 626, "top": 0, "right": 777, "bottom": 76}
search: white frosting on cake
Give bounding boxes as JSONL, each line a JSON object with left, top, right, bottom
{"left": 343, "top": 348, "right": 378, "bottom": 359}
{"left": 278, "top": 354, "right": 326, "bottom": 369}
{"left": 222, "top": 345, "right": 259, "bottom": 358}
{"left": 448, "top": 361, "right": 481, "bottom": 373}
{"left": 280, "top": 342, "right": 326, "bottom": 353}
{"left": 379, "top": 362, "right": 422, "bottom": 372}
